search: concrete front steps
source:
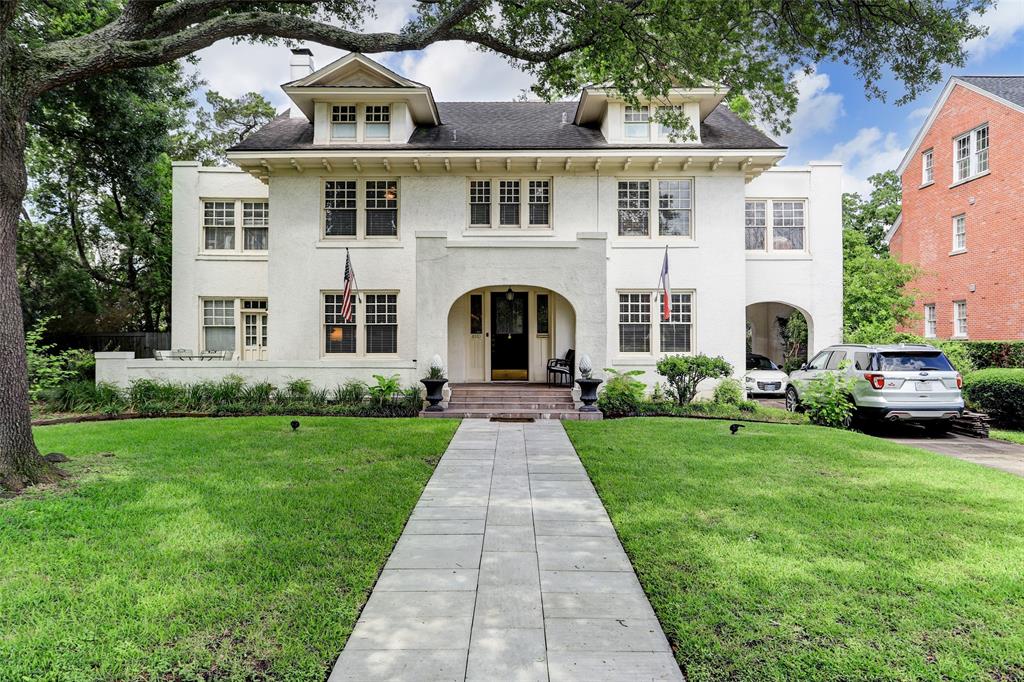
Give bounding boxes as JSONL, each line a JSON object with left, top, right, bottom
{"left": 420, "top": 383, "right": 602, "bottom": 420}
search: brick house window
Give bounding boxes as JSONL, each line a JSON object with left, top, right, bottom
{"left": 953, "top": 125, "right": 989, "bottom": 182}
{"left": 953, "top": 300, "right": 968, "bottom": 338}
{"left": 924, "top": 304, "right": 936, "bottom": 338}
{"left": 921, "top": 149, "right": 933, "bottom": 184}
{"left": 952, "top": 214, "right": 966, "bottom": 252}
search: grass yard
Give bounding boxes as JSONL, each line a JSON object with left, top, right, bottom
{"left": 991, "top": 429, "right": 1024, "bottom": 446}
{"left": 564, "top": 418, "right": 1024, "bottom": 682}
{"left": 1, "top": 417, "right": 458, "bottom": 681}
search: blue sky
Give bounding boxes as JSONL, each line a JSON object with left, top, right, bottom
{"left": 192, "top": 0, "right": 1024, "bottom": 195}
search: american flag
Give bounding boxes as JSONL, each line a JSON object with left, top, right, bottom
{"left": 341, "top": 249, "right": 356, "bottom": 322}
{"left": 658, "top": 245, "right": 671, "bottom": 321}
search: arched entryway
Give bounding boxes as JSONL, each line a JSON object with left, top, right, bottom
{"left": 447, "top": 286, "right": 576, "bottom": 383}
{"left": 746, "top": 301, "right": 814, "bottom": 372}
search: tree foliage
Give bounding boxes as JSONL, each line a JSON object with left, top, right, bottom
{"left": 175, "top": 90, "right": 275, "bottom": 165}
{"left": 842, "top": 172, "right": 917, "bottom": 343}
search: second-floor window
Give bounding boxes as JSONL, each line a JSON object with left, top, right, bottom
{"left": 745, "top": 199, "right": 806, "bottom": 252}
{"left": 617, "top": 179, "right": 694, "bottom": 237}
{"left": 323, "top": 179, "right": 398, "bottom": 238}
{"left": 922, "top": 149, "right": 934, "bottom": 185}
{"left": 952, "top": 214, "right": 966, "bottom": 252}
{"left": 202, "top": 199, "right": 269, "bottom": 252}
{"left": 953, "top": 124, "right": 989, "bottom": 182}
{"left": 330, "top": 105, "right": 356, "bottom": 139}
{"left": 467, "top": 179, "right": 551, "bottom": 229}
{"left": 364, "top": 105, "right": 391, "bottom": 139}
{"left": 924, "top": 303, "right": 936, "bottom": 338}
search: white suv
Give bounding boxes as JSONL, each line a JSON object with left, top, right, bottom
{"left": 786, "top": 344, "right": 964, "bottom": 431}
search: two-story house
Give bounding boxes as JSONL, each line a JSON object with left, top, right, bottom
{"left": 95, "top": 50, "right": 842, "bottom": 401}
{"left": 887, "top": 76, "right": 1024, "bottom": 340}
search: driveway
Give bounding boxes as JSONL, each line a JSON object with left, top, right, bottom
{"left": 870, "top": 424, "right": 1024, "bottom": 477}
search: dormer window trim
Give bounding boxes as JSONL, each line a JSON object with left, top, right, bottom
{"left": 330, "top": 105, "right": 356, "bottom": 140}
{"left": 624, "top": 105, "right": 651, "bottom": 140}
{"left": 365, "top": 104, "right": 391, "bottom": 139}
{"left": 324, "top": 103, "right": 395, "bottom": 143}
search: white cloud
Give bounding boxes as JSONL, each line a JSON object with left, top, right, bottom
{"left": 399, "top": 42, "right": 535, "bottom": 101}
{"left": 828, "top": 127, "right": 906, "bottom": 195}
{"left": 964, "top": 0, "right": 1024, "bottom": 61}
{"left": 776, "top": 69, "right": 844, "bottom": 148}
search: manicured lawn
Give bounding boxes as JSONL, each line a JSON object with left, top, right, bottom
{"left": 1, "top": 417, "right": 458, "bottom": 681}
{"left": 991, "top": 429, "right": 1024, "bottom": 446}
{"left": 564, "top": 418, "right": 1024, "bottom": 682}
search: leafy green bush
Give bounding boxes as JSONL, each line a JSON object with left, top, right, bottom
{"left": 712, "top": 378, "right": 744, "bottom": 405}
{"left": 25, "top": 316, "right": 83, "bottom": 399}
{"left": 597, "top": 368, "right": 647, "bottom": 416}
{"left": 963, "top": 369, "right": 1024, "bottom": 428}
{"left": 368, "top": 374, "right": 402, "bottom": 407}
{"left": 798, "top": 364, "right": 856, "bottom": 428}
{"left": 934, "top": 340, "right": 975, "bottom": 375}
{"left": 656, "top": 354, "right": 733, "bottom": 405}
{"left": 630, "top": 399, "right": 806, "bottom": 424}
{"left": 334, "top": 380, "right": 368, "bottom": 405}
{"left": 960, "top": 341, "right": 1024, "bottom": 369}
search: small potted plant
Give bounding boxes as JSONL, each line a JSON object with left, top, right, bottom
{"left": 420, "top": 354, "right": 448, "bottom": 412}
{"left": 575, "top": 354, "right": 602, "bottom": 412}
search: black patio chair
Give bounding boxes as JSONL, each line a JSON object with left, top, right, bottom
{"left": 547, "top": 348, "right": 575, "bottom": 387}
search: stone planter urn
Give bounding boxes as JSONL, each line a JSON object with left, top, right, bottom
{"left": 576, "top": 378, "right": 602, "bottom": 412}
{"left": 421, "top": 354, "right": 448, "bottom": 412}
{"left": 420, "top": 378, "right": 448, "bottom": 411}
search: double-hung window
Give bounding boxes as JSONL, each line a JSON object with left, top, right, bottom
{"left": 617, "top": 179, "right": 694, "bottom": 237}
{"left": 202, "top": 199, "right": 269, "bottom": 252}
{"left": 323, "top": 291, "right": 398, "bottom": 355}
{"left": 953, "top": 300, "right": 968, "bottom": 338}
{"left": 745, "top": 199, "right": 807, "bottom": 252}
{"left": 202, "top": 299, "right": 236, "bottom": 352}
{"left": 469, "top": 180, "right": 491, "bottom": 226}
{"left": 468, "top": 178, "right": 551, "bottom": 228}
{"left": 952, "top": 214, "right": 966, "bottom": 252}
{"left": 365, "top": 180, "right": 399, "bottom": 236}
{"left": 499, "top": 180, "right": 521, "bottom": 226}
{"left": 618, "top": 291, "right": 695, "bottom": 355}
{"left": 618, "top": 293, "right": 651, "bottom": 353}
{"left": 624, "top": 106, "right": 650, "bottom": 139}
{"left": 617, "top": 181, "right": 650, "bottom": 236}
{"left": 323, "top": 179, "right": 399, "bottom": 238}
{"left": 953, "top": 124, "right": 989, "bottom": 182}
{"left": 324, "top": 180, "right": 358, "bottom": 236}
{"left": 656, "top": 105, "right": 683, "bottom": 138}
{"left": 364, "top": 105, "right": 391, "bottom": 139}
{"left": 924, "top": 304, "right": 937, "bottom": 338}
{"left": 657, "top": 180, "right": 692, "bottom": 236}
{"left": 660, "top": 292, "right": 693, "bottom": 352}
{"left": 921, "top": 149, "right": 934, "bottom": 185}
{"left": 330, "top": 105, "right": 356, "bottom": 140}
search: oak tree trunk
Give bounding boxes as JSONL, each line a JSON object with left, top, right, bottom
{"left": 0, "top": 88, "right": 59, "bottom": 492}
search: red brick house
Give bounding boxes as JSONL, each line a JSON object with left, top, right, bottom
{"left": 886, "top": 76, "right": 1024, "bottom": 340}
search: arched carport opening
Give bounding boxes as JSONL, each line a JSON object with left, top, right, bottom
{"left": 446, "top": 285, "right": 576, "bottom": 383}
{"left": 746, "top": 301, "right": 813, "bottom": 372}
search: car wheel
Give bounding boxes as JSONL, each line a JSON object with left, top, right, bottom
{"left": 785, "top": 386, "right": 801, "bottom": 412}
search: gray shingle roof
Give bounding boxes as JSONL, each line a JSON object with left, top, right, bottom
{"left": 957, "top": 76, "right": 1024, "bottom": 108}
{"left": 229, "top": 101, "right": 782, "bottom": 152}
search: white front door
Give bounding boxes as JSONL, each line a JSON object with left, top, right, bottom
{"left": 243, "top": 312, "right": 268, "bottom": 360}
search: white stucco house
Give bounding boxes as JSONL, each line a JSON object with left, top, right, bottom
{"left": 96, "top": 50, "right": 842, "bottom": 399}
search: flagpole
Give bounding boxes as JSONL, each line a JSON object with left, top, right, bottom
{"left": 347, "top": 247, "right": 362, "bottom": 304}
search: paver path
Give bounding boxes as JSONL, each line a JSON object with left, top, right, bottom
{"left": 329, "top": 419, "right": 682, "bottom": 682}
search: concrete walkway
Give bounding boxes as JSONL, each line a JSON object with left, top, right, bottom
{"left": 329, "top": 419, "right": 682, "bottom": 682}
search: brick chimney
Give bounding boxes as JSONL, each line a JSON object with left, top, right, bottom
{"left": 289, "top": 48, "right": 315, "bottom": 81}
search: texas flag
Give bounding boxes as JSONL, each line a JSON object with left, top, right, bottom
{"left": 658, "top": 246, "right": 671, "bottom": 321}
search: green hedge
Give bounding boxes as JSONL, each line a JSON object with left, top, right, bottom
{"left": 962, "top": 369, "right": 1024, "bottom": 429}
{"left": 960, "top": 341, "right": 1024, "bottom": 369}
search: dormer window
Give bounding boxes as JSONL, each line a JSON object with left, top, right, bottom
{"left": 365, "top": 105, "right": 391, "bottom": 139}
{"left": 330, "top": 105, "right": 356, "bottom": 139}
{"left": 657, "top": 105, "right": 683, "bottom": 138}
{"left": 624, "top": 106, "right": 650, "bottom": 139}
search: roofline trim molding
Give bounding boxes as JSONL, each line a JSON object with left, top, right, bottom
{"left": 882, "top": 212, "right": 902, "bottom": 245}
